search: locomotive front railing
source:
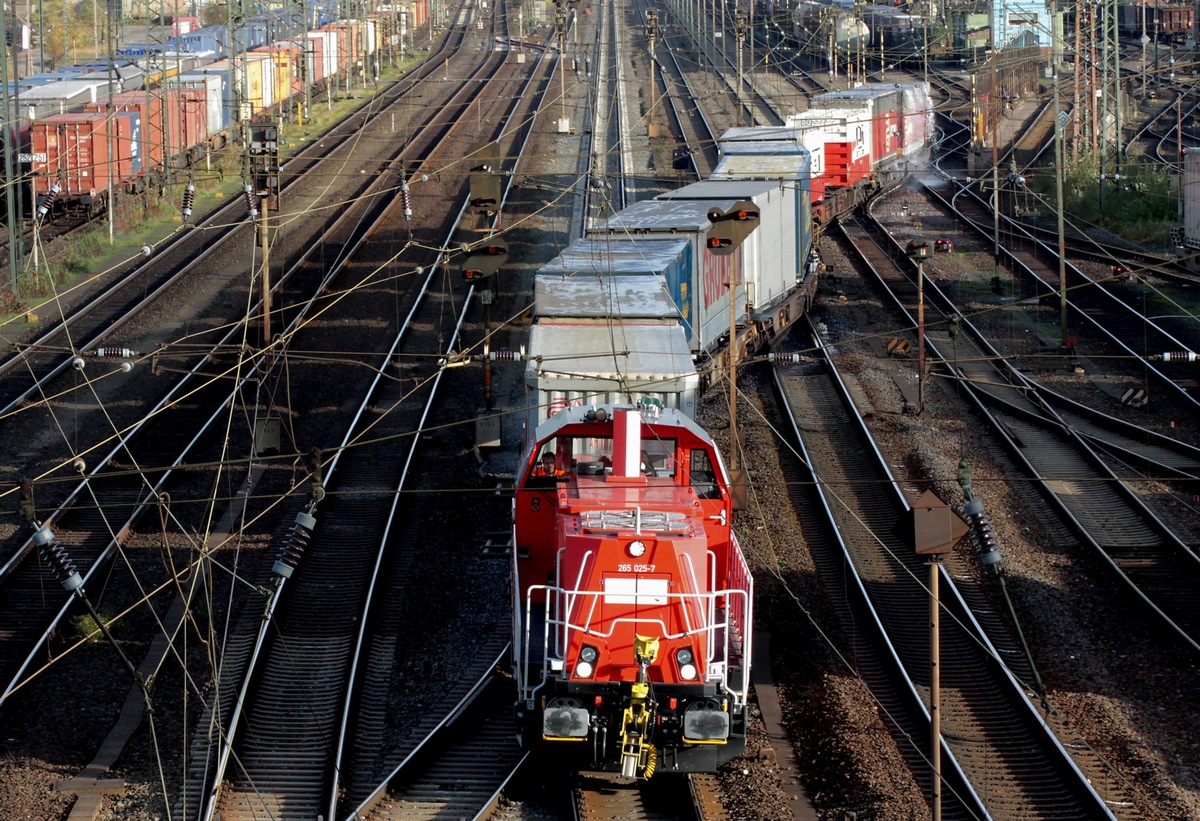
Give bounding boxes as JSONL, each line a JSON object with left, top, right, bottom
{"left": 519, "top": 582, "right": 752, "bottom": 708}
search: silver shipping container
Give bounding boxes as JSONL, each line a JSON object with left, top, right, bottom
{"left": 20, "top": 79, "right": 111, "bottom": 121}
{"left": 535, "top": 237, "right": 691, "bottom": 320}
{"left": 174, "top": 72, "right": 226, "bottom": 139}
{"left": 525, "top": 322, "right": 698, "bottom": 431}
{"left": 590, "top": 198, "right": 744, "bottom": 354}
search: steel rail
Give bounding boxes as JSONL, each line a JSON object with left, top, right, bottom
{"left": 848, "top": 204, "right": 1200, "bottom": 656}
{"left": 328, "top": 28, "right": 553, "bottom": 818}
{"left": 771, "top": 327, "right": 990, "bottom": 821}
{"left": 0, "top": 29, "right": 466, "bottom": 421}
{"left": 199, "top": 12, "right": 530, "bottom": 820}
{"left": 778, "top": 309, "right": 1121, "bottom": 817}
{"left": 931, "top": 182, "right": 1200, "bottom": 412}
{"left": 0, "top": 25, "right": 486, "bottom": 707}
{"left": 654, "top": 12, "right": 719, "bottom": 178}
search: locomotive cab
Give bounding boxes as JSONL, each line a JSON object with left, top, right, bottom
{"left": 511, "top": 403, "right": 753, "bottom": 777}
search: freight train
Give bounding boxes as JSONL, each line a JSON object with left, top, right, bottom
{"left": 792, "top": 0, "right": 926, "bottom": 58}
{"left": 509, "top": 81, "right": 931, "bottom": 777}
{"left": 15, "top": 2, "right": 430, "bottom": 219}
{"left": 1117, "top": 1, "right": 1193, "bottom": 39}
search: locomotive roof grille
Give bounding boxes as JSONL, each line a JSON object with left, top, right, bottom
{"left": 580, "top": 508, "right": 690, "bottom": 534}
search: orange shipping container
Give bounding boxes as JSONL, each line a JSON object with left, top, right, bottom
{"left": 29, "top": 112, "right": 135, "bottom": 199}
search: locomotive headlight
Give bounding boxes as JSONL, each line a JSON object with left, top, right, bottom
{"left": 575, "top": 645, "right": 599, "bottom": 679}
{"left": 676, "top": 647, "right": 697, "bottom": 680}
{"left": 627, "top": 540, "right": 647, "bottom": 558}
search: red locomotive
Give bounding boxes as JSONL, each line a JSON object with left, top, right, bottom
{"left": 511, "top": 403, "right": 752, "bottom": 777}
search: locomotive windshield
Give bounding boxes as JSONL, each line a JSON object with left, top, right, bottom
{"left": 525, "top": 434, "right": 678, "bottom": 483}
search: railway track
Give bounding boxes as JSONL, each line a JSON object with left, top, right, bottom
{"left": 0, "top": 16, "right": 504, "bottom": 711}
{"left": 843, "top": 206, "right": 1200, "bottom": 656}
{"left": 0, "top": 28, "right": 469, "bottom": 423}
{"left": 197, "top": 10, "right": 558, "bottom": 818}
{"left": 346, "top": 659, "right": 524, "bottom": 820}
{"left": 574, "top": 772, "right": 709, "bottom": 820}
{"left": 930, "top": 180, "right": 1200, "bottom": 408}
{"left": 650, "top": 7, "right": 717, "bottom": 180}
{"left": 773, "top": 315, "right": 1128, "bottom": 819}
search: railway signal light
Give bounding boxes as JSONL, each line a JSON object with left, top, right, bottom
{"left": 469, "top": 140, "right": 501, "bottom": 214}
{"left": 461, "top": 240, "right": 508, "bottom": 281}
{"left": 705, "top": 201, "right": 759, "bottom": 256}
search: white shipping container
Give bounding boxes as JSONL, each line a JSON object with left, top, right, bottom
{"left": 660, "top": 179, "right": 802, "bottom": 319}
{"left": 175, "top": 72, "right": 224, "bottom": 139}
{"left": 1183, "top": 151, "right": 1200, "bottom": 254}
{"left": 307, "top": 31, "right": 337, "bottom": 82}
{"left": 789, "top": 108, "right": 873, "bottom": 165}
{"left": 364, "top": 20, "right": 377, "bottom": 55}
{"left": 246, "top": 53, "right": 274, "bottom": 112}
{"left": 713, "top": 125, "right": 813, "bottom": 180}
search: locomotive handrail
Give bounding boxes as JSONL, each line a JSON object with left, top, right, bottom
{"left": 520, "top": 583, "right": 752, "bottom": 707}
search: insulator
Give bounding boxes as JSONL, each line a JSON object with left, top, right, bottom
{"left": 71, "top": 356, "right": 86, "bottom": 371}
{"left": 244, "top": 184, "right": 259, "bottom": 219}
{"left": 37, "top": 183, "right": 62, "bottom": 219}
{"left": 141, "top": 245, "right": 152, "bottom": 257}
{"left": 32, "top": 526, "right": 83, "bottom": 591}
{"left": 963, "top": 499, "right": 1001, "bottom": 571}
{"left": 181, "top": 183, "right": 195, "bottom": 219}
{"left": 94, "top": 347, "right": 135, "bottom": 360}
{"left": 271, "top": 510, "right": 316, "bottom": 579}
{"left": 489, "top": 349, "right": 519, "bottom": 361}
{"left": 766, "top": 353, "right": 806, "bottom": 364}
{"left": 1160, "top": 351, "right": 1198, "bottom": 363}
{"left": 400, "top": 180, "right": 412, "bottom": 220}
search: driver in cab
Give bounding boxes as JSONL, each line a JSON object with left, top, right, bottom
{"left": 532, "top": 451, "right": 567, "bottom": 478}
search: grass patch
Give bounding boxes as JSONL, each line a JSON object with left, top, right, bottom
{"left": 69, "top": 606, "right": 122, "bottom": 643}
{"left": 1, "top": 51, "right": 428, "bottom": 321}
{"left": 1030, "top": 151, "right": 1177, "bottom": 249}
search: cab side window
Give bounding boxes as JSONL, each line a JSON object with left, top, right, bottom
{"left": 689, "top": 449, "right": 719, "bottom": 499}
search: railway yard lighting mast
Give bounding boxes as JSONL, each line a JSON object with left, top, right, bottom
{"left": 1, "top": 0, "right": 21, "bottom": 298}
{"left": 735, "top": 8, "right": 748, "bottom": 125}
{"left": 555, "top": 0, "right": 568, "bottom": 133}
{"left": 1051, "top": 3, "right": 1069, "bottom": 342}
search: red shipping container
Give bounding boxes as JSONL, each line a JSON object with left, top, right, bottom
{"left": 178, "top": 88, "right": 208, "bottom": 152}
{"left": 306, "top": 31, "right": 330, "bottom": 84}
{"left": 84, "top": 89, "right": 186, "bottom": 170}
{"left": 29, "top": 112, "right": 134, "bottom": 200}
{"left": 412, "top": 0, "right": 428, "bottom": 29}
{"left": 822, "top": 141, "right": 871, "bottom": 188}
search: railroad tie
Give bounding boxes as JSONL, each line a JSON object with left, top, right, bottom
{"left": 55, "top": 775, "right": 126, "bottom": 821}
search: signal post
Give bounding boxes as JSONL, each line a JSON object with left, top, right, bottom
{"left": 705, "top": 200, "right": 758, "bottom": 510}
{"left": 462, "top": 141, "right": 507, "bottom": 445}
{"left": 248, "top": 123, "right": 281, "bottom": 347}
